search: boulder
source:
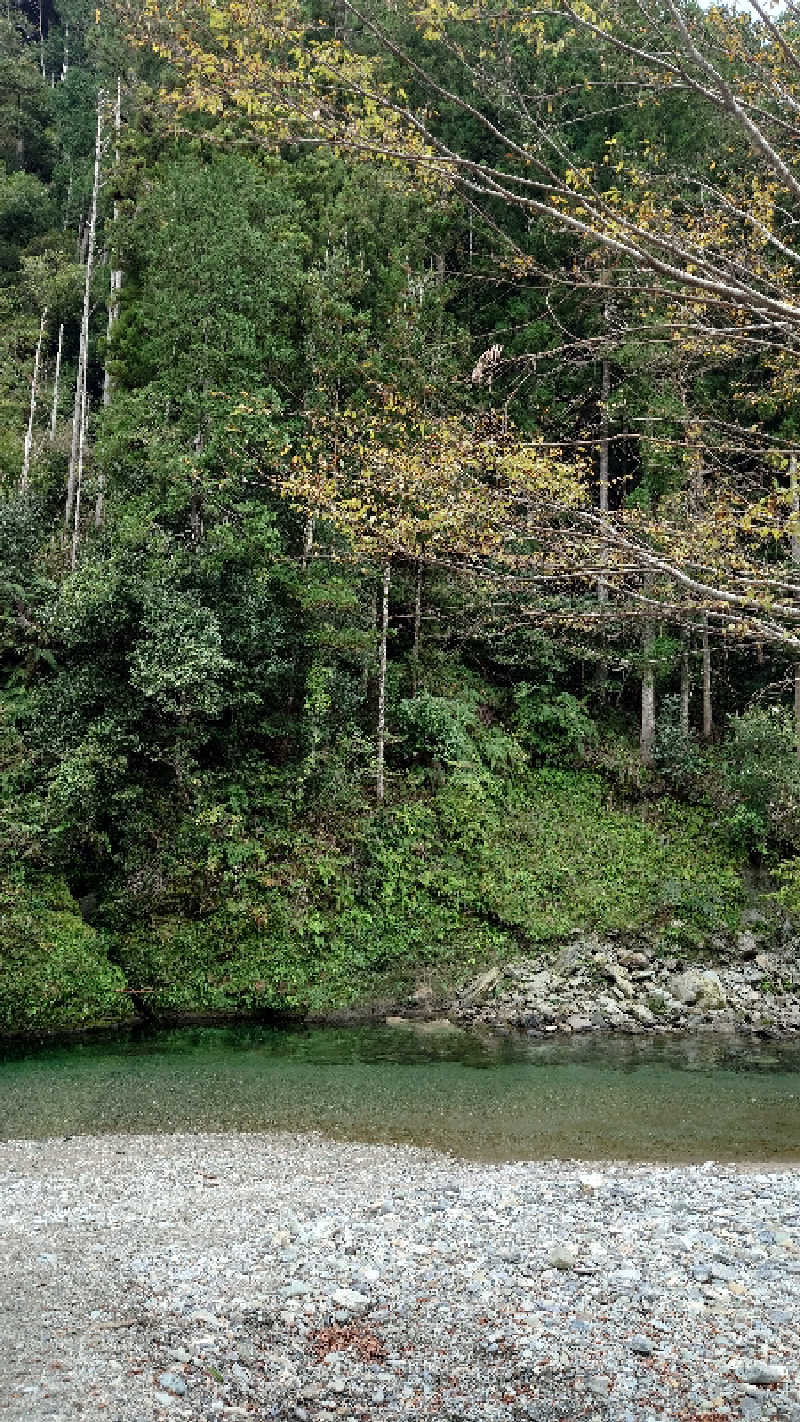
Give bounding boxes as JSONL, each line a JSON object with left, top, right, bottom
{"left": 605, "top": 964, "right": 634, "bottom": 998}
{"left": 736, "top": 931, "right": 759, "bottom": 959}
{"left": 460, "top": 966, "right": 502, "bottom": 1001}
{"left": 553, "top": 942, "right": 586, "bottom": 977}
{"left": 627, "top": 952, "right": 651, "bottom": 969}
{"left": 669, "top": 969, "right": 727, "bottom": 1010}
{"left": 566, "top": 1014, "right": 593, "bottom": 1032}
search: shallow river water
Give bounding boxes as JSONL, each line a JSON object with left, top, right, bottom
{"left": 1, "top": 1023, "right": 800, "bottom": 1161}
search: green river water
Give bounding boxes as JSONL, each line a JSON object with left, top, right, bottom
{"left": 1, "top": 1024, "right": 799, "bottom": 1162}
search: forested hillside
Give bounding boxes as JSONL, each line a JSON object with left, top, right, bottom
{"left": 3, "top": 0, "right": 800, "bottom": 1034}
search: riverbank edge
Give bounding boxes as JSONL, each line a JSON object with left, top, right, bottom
{"left": 3, "top": 921, "right": 800, "bottom": 1049}
{"left": 1, "top": 982, "right": 798, "bottom": 1052}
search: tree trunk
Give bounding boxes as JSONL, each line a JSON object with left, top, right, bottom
{"left": 302, "top": 515, "right": 315, "bottom": 569}
{"left": 376, "top": 561, "right": 390, "bottom": 803}
{"left": 642, "top": 651, "right": 653, "bottom": 773}
{"left": 598, "top": 264, "right": 611, "bottom": 593}
{"left": 97, "top": 80, "right": 123, "bottom": 529}
{"left": 680, "top": 624, "right": 690, "bottom": 738}
{"left": 66, "top": 92, "right": 103, "bottom": 534}
{"left": 66, "top": 362, "right": 82, "bottom": 527}
{"left": 102, "top": 78, "right": 123, "bottom": 414}
{"left": 50, "top": 322, "right": 63, "bottom": 442}
{"left": 640, "top": 576, "right": 656, "bottom": 765}
{"left": 701, "top": 614, "right": 713, "bottom": 742}
{"left": 21, "top": 308, "right": 47, "bottom": 491}
{"left": 793, "top": 452, "right": 800, "bottom": 754}
{"left": 71, "top": 392, "right": 88, "bottom": 571}
{"left": 411, "top": 559, "right": 423, "bottom": 694}
{"left": 598, "top": 357, "right": 610, "bottom": 517}
{"left": 596, "top": 268, "right": 611, "bottom": 692}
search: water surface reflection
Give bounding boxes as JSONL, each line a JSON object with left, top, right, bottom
{"left": 1, "top": 1024, "right": 798, "bottom": 1161}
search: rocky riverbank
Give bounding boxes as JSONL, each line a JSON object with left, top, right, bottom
{"left": 388, "top": 923, "right": 800, "bottom": 1038}
{"left": 1, "top": 1132, "right": 799, "bottom": 1422}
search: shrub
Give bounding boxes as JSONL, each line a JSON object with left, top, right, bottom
{"left": 657, "top": 701, "right": 800, "bottom": 857}
{"left": 394, "top": 693, "right": 478, "bottom": 768}
{"left": 514, "top": 684, "right": 597, "bottom": 765}
{"left": 0, "top": 875, "right": 131, "bottom": 1032}
{"left": 653, "top": 695, "right": 711, "bottom": 797}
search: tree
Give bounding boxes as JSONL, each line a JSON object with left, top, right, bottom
{"left": 278, "top": 391, "right": 587, "bottom": 795}
{"left": 126, "top": 0, "right": 800, "bottom": 660}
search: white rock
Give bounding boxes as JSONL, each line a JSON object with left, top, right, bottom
{"left": 330, "top": 1287, "right": 370, "bottom": 1312}
{"left": 578, "top": 1173, "right": 604, "bottom": 1196}
{"left": 739, "top": 1361, "right": 787, "bottom": 1386}
{"left": 547, "top": 1245, "right": 578, "bottom": 1270}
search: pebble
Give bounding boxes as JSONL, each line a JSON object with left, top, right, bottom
{"left": 547, "top": 1244, "right": 578, "bottom": 1270}
{"left": 741, "top": 1362, "right": 788, "bottom": 1385}
{"left": 157, "top": 1372, "right": 187, "bottom": 1395}
{"left": 0, "top": 1132, "right": 798, "bottom": 1421}
{"left": 330, "top": 1287, "right": 370, "bottom": 1311}
{"left": 629, "top": 1334, "right": 654, "bottom": 1355}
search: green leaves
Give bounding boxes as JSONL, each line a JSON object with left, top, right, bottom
{"left": 514, "top": 685, "right": 597, "bottom": 766}
{"left": 131, "top": 590, "right": 231, "bottom": 719}
{"left": 0, "top": 874, "right": 131, "bottom": 1033}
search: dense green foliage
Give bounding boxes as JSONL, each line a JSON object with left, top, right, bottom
{"left": 0, "top": 0, "right": 797, "bottom": 1033}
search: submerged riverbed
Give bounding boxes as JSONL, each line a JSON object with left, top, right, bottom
{"left": 2, "top": 1024, "right": 800, "bottom": 1161}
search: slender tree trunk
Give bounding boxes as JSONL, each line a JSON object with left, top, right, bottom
{"left": 685, "top": 417, "right": 712, "bottom": 743}
{"left": 598, "top": 355, "right": 610, "bottom": 524}
{"left": 66, "top": 365, "right": 82, "bottom": 527}
{"left": 640, "top": 574, "right": 656, "bottom": 765}
{"left": 94, "top": 470, "right": 106, "bottom": 530}
{"left": 680, "top": 624, "right": 690, "bottom": 738}
{"left": 50, "top": 322, "right": 63, "bottom": 442}
{"left": 701, "top": 614, "right": 713, "bottom": 742}
{"left": 102, "top": 78, "right": 122, "bottom": 414}
{"left": 598, "top": 262, "right": 611, "bottom": 535}
{"left": 641, "top": 639, "right": 656, "bottom": 766}
{"left": 596, "top": 267, "right": 611, "bottom": 692}
{"left": 61, "top": 24, "right": 69, "bottom": 82}
{"left": 792, "top": 451, "right": 800, "bottom": 754}
{"left": 302, "top": 515, "right": 315, "bottom": 569}
{"left": 97, "top": 80, "right": 123, "bottom": 529}
{"left": 72, "top": 392, "right": 88, "bottom": 570}
{"left": 66, "top": 92, "right": 103, "bottom": 533}
{"left": 21, "top": 308, "right": 47, "bottom": 491}
{"left": 376, "top": 561, "right": 391, "bottom": 803}
{"left": 411, "top": 559, "right": 423, "bottom": 694}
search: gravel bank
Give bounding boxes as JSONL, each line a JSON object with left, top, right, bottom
{"left": 1, "top": 1132, "right": 799, "bottom": 1421}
